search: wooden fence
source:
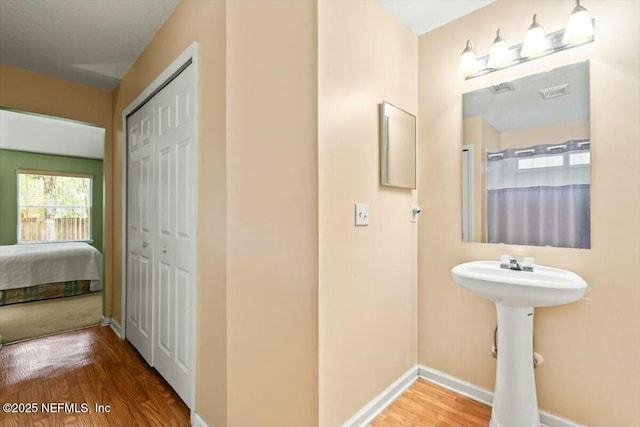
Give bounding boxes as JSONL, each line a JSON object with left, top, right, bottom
{"left": 20, "top": 217, "right": 90, "bottom": 242}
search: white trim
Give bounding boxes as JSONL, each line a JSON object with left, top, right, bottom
{"left": 342, "top": 366, "right": 418, "bottom": 427}
{"left": 121, "top": 42, "right": 198, "bottom": 118}
{"left": 109, "top": 318, "right": 122, "bottom": 339}
{"left": 418, "top": 365, "right": 584, "bottom": 427}
{"left": 418, "top": 364, "right": 493, "bottom": 406}
{"left": 191, "top": 412, "right": 209, "bottom": 427}
{"left": 539, "top": 410, "right": 587, "bottom": 427}
{"left": 100, "top": 315, "right": 111, "bottom": 326}
{"left": 189, "top": 43, "right": 200, "bottom": 417}
{"left": 121, "top": 41, "right": 199, "bottom": 411}
{"left": 461, "top": 144, "right": 474, "bottom": 242}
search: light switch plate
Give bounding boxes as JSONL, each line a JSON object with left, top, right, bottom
{"left": 355, "top": 203, "right": 369, "bottom": 226}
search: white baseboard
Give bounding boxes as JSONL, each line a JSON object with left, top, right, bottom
{"left": 418, "top": 365, "right": 584, "bottom": 427}
{"left": 100, "top": 315, "right": 111, "bottom": 326}
{"left": 342, "top": 365, "right": 418, "bottom": 427}
{"left": 109, "top": 319, "right": 122, "bottom": 339}
{"left": 418, "top": 364, "right": 494, "bottom": 406}
{"left": 192, "top": 412, "right": 209, "bottom": 427}
{"left": 538, "top": 410, "right": 586, "bottom": 427}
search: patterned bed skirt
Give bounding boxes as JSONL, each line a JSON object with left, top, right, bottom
{"left": 0, "top": 281, "right": 94, "bottom": 306}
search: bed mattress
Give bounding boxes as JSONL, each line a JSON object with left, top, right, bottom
{"left": 0, "top": 242, "right": 103, "bottom": 293}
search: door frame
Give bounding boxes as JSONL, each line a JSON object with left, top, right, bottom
{"left": 461, "top": 144, "right": 474, "bottom": 242}
{"left": 120, "top": 42, "right": 199, "bottom": 410}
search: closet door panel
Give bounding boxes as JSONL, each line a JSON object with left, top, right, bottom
{"left": 125, "top": 101, "right": 155, "bottom": 365}
{"left": 157, "top": 261, "right": 173, "bottom": 356}
{"left": 176, "top": 140, "right": 190, "bottom": 239}
{"left": 152, "top": 64, "right": 196, "bottom": 408}
{"left": 139, "top": 256, "right": 151, "bottom": 338}
{"left": 175, "top": 267, "right": 190, "bottom": 371}
{"left": 127, "top": 253, "right": 139, "bottom": 326}
{"left": 158, "top": 147, "right": 173, "bottom": 236}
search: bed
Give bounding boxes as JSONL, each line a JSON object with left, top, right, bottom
{"left": 0, "top": 242, "right": 102, "bottom": 306}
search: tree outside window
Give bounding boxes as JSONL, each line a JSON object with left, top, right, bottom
{"left": 17, "top": 171, "right": 92, "bottom": 243}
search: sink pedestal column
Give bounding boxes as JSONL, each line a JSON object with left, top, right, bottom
{"left": 491, "top": 304, "right": 540, "bottom": 427}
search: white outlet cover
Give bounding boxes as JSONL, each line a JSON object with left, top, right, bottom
{"left": 355, "top": 203, "right": 369, "bottom": 226}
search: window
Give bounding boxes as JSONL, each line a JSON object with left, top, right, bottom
{"left": 517, "top": 154, "right": 564, "bottom": 170}
{"left": 569, "top": 152, "right": 591, "bottom": 166}
{"left": 516, "top": 151, "right": 591, "bottom": 170}
{"left": 17, "top": 170, "right": 93, "bottom": 243}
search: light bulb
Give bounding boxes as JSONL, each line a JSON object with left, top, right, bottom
{"left": 562, "top": 0, "right": 595, "bottom": 45}
{"left": 458, "top": 40, "right": 480, "bottom": 77}
{"left": 521, "top": 14, "right": 548, "bottom": 58}
{"left": 487, "top": 29, "right": 511, "bottom": 69}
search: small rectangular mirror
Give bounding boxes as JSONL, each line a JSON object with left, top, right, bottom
{"left": 381, "top": 101, "right": 416, "bottom": 189}
{"left": 461, "top": 61, "right": 590, "bottom": 249}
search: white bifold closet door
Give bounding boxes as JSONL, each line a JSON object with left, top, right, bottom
{"left": 126, "top": 64, "right": 195, "bottom": 408}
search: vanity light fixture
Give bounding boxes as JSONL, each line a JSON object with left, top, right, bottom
{"left": 487, "top": 29, "right": 511, "bottom": 69}
{"left": 458, "top": 40, "right": 480, "bottom": 77}
{"left": 459, "top": 1, "right": 595, "bottom": 79}
{"left": 521, "top": 14, "right": 548, "bottom": 58}
{"left": 562, "top": 0, "right": 595, "bottom": 45}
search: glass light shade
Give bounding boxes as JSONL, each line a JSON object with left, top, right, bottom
{"left": 487, "top": 30, "right": 511, "bottom": 69}
{"left": 458, "top": 40, "right": 480, "bottom": 77}
{"left": 521, "top": 15, "right": 548, "bottom": 58}
{"left": 562, "top": 1, "right": 595, "bottom": 45}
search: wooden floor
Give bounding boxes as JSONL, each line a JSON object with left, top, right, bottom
{"left": 371, "top": 379, "right": 492, "bottom": 427}
{"left": 0, "top": 326, "right": 190, "bottom": 427}
{"left": 1, "top": 326, "right": 491, "bottom": 427}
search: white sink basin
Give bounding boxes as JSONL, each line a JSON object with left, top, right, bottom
{"left": 452, "top": 260, "right": 587, "bottom": 307}
{"left": 451, "top": 260, "right": 588, "bottom": 426}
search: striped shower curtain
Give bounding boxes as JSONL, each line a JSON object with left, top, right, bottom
{"left": 486, "top": 140, "right": 591, "bottom": 249}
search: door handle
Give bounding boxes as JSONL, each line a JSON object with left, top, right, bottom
{"left": 142, "top": 242, "right": 149, "bottom": 248}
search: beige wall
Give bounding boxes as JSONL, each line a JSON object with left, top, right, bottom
{"left": 225, "top": 1, "right": 318, "bottom": 425}
{"left": 10, "top": 1, "right": 638, "bottom": 425}
{"left": 463, "top": 116, "right": 500, "bottom": 242}
{"left": 112, "top": 1, "right": 318, "bottom": 425}
{"left": 318, "top": 1, "right": 418, "bottom": 425}
{"left": 111, "top": 1, "right": 228, "bottom": 425}
{"left": 462, "top": 116, "right": 483, "bottom": 241}
{"left": 0, "top": 64, "right": 114, "bottom": 317}
{"left": 501, "top": 118, "right": 590, "bottom": 148}
{"left": 418, "top": 1, "right": 640, "bottom": 425}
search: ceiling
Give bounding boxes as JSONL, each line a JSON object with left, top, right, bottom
{"left": 463, "top": 61, "right": 590, "bottom": 132}
{"left": 379, "top": 0, "right": 495, "bottom": 35}
{"left": 0, "top": 0, "right": 179, "bottom": 90}
{"left": 0, "top": 0, "right": 494, "bottom": 91}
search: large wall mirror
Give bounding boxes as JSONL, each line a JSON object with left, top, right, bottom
{"left": 461, "top": 61, "right": 590, "bottom": 249}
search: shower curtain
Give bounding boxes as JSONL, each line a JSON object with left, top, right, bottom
{"left": 486, "top": 140, "right": 590, "bottom": 249}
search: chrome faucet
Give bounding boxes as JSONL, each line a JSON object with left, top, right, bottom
{"left": 500, "top": 256, "right": 534, "bottom": 272}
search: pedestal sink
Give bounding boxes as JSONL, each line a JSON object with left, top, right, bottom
{"left": 451, "top": 260, "right": 587, "bottom": 427}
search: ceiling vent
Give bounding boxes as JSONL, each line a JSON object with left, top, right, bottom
{"left": 489, "top": 82, "right": 514, "bottom": 94}
{"left": 539, "top": 83, "right": 570, "bottom": 99}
